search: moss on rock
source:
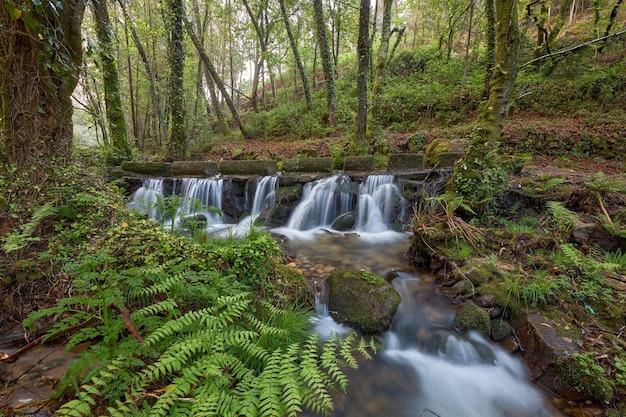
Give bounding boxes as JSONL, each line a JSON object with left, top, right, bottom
{"left": 327, "top": 269, "right": 401, "bottom": 334}
{"left": 454, "top": 303, "right": 491, "bottom": 337}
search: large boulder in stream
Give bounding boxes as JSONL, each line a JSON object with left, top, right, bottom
{"left": 327, "top": 269, "right": 401, "bottom": 334}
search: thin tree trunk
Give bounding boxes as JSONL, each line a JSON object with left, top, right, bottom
{"left": 279, "top": 0, "right": 312, "bottom": 109}
{"left": 371, "top": 0, "right": 392, "bottom": 116}
{"left": 599, "top": 0, "right": 624, "bottom": 53}
{"left": 313, "top": 0, "right": 337, "bottom": 126}
{"left": 387, "top": 26, "right": 405, "bottom": 64}
{"left": 460, "top": 0, "right": 475, "bottom": 99}
{"left": 123, "top": 15, "right": 138, "bottom": 147}
{"left": 92, "top": 0, "right": 133, "bottom": 163}
{"left": 184, "top": 18, "right": 251, "bottom": 140}
{"left": 118, "top": 0, "right": 166, "bottom": 146}
{"left": 482, "top": 0, "right": 496, "bottom": 99}
{"left": 356, "top": 0, "right": 370, "bottom": 147}
{"left": 192, "top": 0, "right": 229, "bottom": 136}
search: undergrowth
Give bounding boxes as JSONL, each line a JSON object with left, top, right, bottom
{"left": 2, "top": 162, "right": 376, "bottom": 416}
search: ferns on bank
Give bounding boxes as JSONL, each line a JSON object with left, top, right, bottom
{"left": 26, "top": 230, "right": 372, "bottom": 417}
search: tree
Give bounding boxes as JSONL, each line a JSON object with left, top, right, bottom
{"left": 165, "top": 0, "right": 186, "bottom": 160}
{"left": 370, "top": 0, "right": 392, "bottom": 116}
{"left": 91, "top": 0, "right": 133, "bottom": 164}
{"left": 452, "top": 0, "right": 520, "bottom": 205}
{"left": 184, "top": 18, "right": 252, "bottom": 140}
{"left": 312, "top": 0, "right": 336, "bottom": 126}
{"left": 1, "top": 0, "right": 86, "bottom": 187}
{"left": 355, "top": 0, "right": 370, "bottom": 147}
{"left": 279, "top": 0, "right": 312, "bottom": 109}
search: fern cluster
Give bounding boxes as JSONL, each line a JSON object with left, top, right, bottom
{"left": 24, "top": 228, "right": 373, "bottom": 417}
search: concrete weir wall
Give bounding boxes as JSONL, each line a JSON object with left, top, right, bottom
{"left": 114, "top": 153, "right": 462, "bottom": 179}
{"left": 115, "top": 154, "right": 460, "bottom": 227}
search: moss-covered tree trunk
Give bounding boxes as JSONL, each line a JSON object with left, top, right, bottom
{"left": 0, "top": 0, "right": 85, "bottom": 187}
{"left": 165, "top": 0, "right": 186, "bottom": 160}
{"left": 480, "top": 0, "right": 520, "bottom": 143}
{"left": 370, "top": 0, "right": 392, "bottom": 116}
{"left": 279, "top": 0, "right": 312, "bottom": 110}
{"left": 355, "top": 0, "right": 370, "bottom": 147}
{"left": 91, "top": 0, "right": 132, "bottom": 164}
{"left": 482, "top": 0, "right": 496, "bottom": 99}
{"left": 312, "top": 0, "right": 336, "bottom": 126}
{"left": 453, "top": 0, "right": 520, "bottom": 205}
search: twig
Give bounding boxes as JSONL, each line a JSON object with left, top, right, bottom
{"left": 123, "top": 307, "right": 144, "bottom": 342}
{"left": 596, "top": 192, "right": 613, "bottom": 225}
{"left": 0, "top": 318, "right": 94, "bottom": 364}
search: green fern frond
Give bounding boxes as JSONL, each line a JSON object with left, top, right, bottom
{"left": 547, "top": 201, "right": 579, "bottom": 231}
{"left": 131, "top": 299, "right": 179, "bottom": 319}
{"left": 560, "top": 243, "right": 584, "bottom": 267}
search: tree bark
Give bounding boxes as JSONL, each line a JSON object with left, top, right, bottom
{"left": 279, "top": 0, "right": 312, "bottom": 109}
{"left": 482, "top": 0, "right": 496, "bottom": 99}
{"left": 1, "top": 0, "right": 86, "bottom": 187}
{"left": 312, "top": 0, "right": 336, "bottom": 126}
{"left": 165, "top": 0, "right": 186, "bottom": 160}
{"left": 481, "top": 0, "right": 520, "bottom": 143}
{"left": 356, "top": 0, "right": 370, "bottom": 147}
{"left": 91, "top": 0, "right": 133, "bottom": 163}
{"left": 371, "top": 0, "right": 392, "bottom": 116}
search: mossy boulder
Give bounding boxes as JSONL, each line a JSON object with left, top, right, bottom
{"left": 454, "top": 303, "right": 491, "bottom": 337}
{"left": 424, "top": 139, "right": 467, "bottom": 167}
{"left": 490, "top": 319, "right": 513, "bottom": 341}
{"left": 331, "top": 212, "right": 356, "bottom": 231}
{"left": 555, "top": 355, "right": 615, "bottom": 404}
{"left": 327, "top": 269, "right": 401, "bottom": 334}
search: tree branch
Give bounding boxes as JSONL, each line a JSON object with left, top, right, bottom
{"left": 522, "top": 29, "right": 626, "bottom": 67}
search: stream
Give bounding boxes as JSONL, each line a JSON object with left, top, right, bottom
{"left": 1, "top": 174, "right": 562, "bottom": 416}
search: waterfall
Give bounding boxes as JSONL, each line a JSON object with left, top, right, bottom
{"left": 251, "top": 175, "right": 278, "bottom": 218}
{"left": 176, "top": 178, "right": 224, "bottom": 226}
{"left": 127, "top": 178, "right": 164, "bottom": 220}
{"left": 286, "top": 176, "right": 355, "bottom": 231}
{"left": 283, "top": 174, "right": 405, "bottom": 235}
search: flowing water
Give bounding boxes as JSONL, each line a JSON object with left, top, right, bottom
{"left": 1, "top": 174, "right": 559, "bottom": 415}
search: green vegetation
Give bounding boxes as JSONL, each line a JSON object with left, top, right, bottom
{"left": 1, "top": 162, "right": 375, "bottom": 416}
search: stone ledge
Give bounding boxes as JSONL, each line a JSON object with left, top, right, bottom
{"left": 171, "top": 161, "right": 218, "bottom": 177}
{"left": 388, "top": 153, "right": 424, "bottom": 171}
{"left": 218, "top": 160, "right": 277, "bottom": 176}
{"left": 283, "top": 157, "right": 333, "bottom": 173}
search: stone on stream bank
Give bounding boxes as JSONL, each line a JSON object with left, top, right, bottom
{"left": 327, "top": 269, "right": 401, "bottom": 334}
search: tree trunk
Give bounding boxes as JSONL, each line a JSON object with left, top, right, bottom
{"left": 460, "top": 0, "right": 475, "bottom": 98}
{"left": 91, "top": 0, "right": 133, "bottom": 164}
{"left": 312, "top": 0, "right": 336, "bottom": 126}
{"left": 184, "top": 18, "right": 251, "bottom": 140}
{"left": 599, "top": 0, "right": 624, "bottom": 53}
{"left": 165, "top": 0, "right": 186, "bottom": 160}
{"left": 192, "top": 0, "right": 229, "bottom": 136}
{"left": 481, "top": 0, "right": 520, "bottom": 143}
{"left": 118, "top": 0, "right": 166, "bottom": 147}
{"left": 1, "top": 0, "right": 85, "bottom": 187}
{"left": 279, "top": 0, "right": 312, "bottom": 109}
{"left": 452, "top": 0, "right": 520, "bottom": 205}
{"left": 356, "top": 0, "right": 370, "bottom": 148}
{"left": 371, "top": 0, "right": 392, "bottom": 116}
{"left": 482, "top": 0, "right": 496, "bottom": 99}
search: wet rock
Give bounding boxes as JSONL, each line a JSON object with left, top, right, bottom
{"left": 327, "top": 269, "right": 401, "bottom": 334}
{"left": 512, "top": 311, "right": 585, "bottom": 401}
{"left": 476, "top": 294, "right": 495, "bottom": 308}
{"left": 121, "top": 161, "right": 172, "bottom": 177}
{"left": 449, "top": 279, "right": 475, "bottom": 298}
{"left": 454, "top": 303, "right": 491, "bottom": 338}
{"left": 572, "top": 221, "right": 620, "bottom": 251}
{"left": 490, "top": 318, "right": 512, "bottom": 341}
{"left": 331, "top": 212, "right": 356, "bottom": 231}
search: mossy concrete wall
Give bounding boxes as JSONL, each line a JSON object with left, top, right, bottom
{"left": 283, "top": 157, "right": 333, "bottom": 173}
{"left": 171, "top": 161, "right": 218, "bottom": 177}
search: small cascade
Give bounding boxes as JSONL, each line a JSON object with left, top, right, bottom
{"left": 127, "top": 179, "right": 164, "bottom": 220}
{"left": 307, "top": 271, "right": 558, "bottom": 417}
{"left": 282, "top": 174, "right": 405, "bottom": 237}
{"left": 175, "top": 178, "right": 224, "bottom": 226}
{"left": 356, "top": 175, "right": 404, "bottom": 233}
{"left": 250, "top": 176, "right": 278, "bottom": 218}
{"left": 286, "top": 176, "right": 355, "bottom": 231}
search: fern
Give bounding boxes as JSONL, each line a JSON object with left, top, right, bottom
{"left": 546, "top": 201, "right": 579, "bottom": 232}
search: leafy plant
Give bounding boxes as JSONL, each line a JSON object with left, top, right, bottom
{"left": 25, "top": 228, "right": 375, "bottom": 417}
{"left": 546, "top": 201, "right": 580, "bottom": 232}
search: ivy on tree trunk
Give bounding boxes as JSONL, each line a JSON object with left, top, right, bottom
{"left": 166, "top": 0, "right": 186, "bottom": 161}
{"left": 312, "top": 0, "right": 336, "bottom": 126}
{"left": 0, "top": 0, "right": 85, "bottom": 187}
{"left": 91, "top": 0, "right": 133, "bottom": 164}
